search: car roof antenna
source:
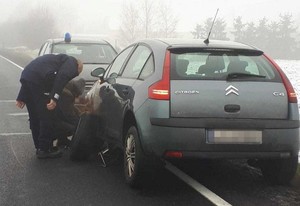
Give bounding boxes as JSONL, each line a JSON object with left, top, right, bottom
{"left": 204, "top": 8, "right": 219, "bottom": 45}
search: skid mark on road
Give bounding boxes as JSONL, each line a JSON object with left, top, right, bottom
{"left": 165, "top": 161, "right": 232, "bottom": 206}
{"left": 10, "top": 139, "right": 25, "bottom": 169}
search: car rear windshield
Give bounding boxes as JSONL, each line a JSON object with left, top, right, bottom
{"left": 52, "top": 43, "right": 117, "bottom": 64}
{"left": 170, "top": 49, "right": 281, "bottom": 82}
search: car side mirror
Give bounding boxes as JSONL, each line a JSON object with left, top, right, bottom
{"left": 91, "top": 67, "right": 106, "bottom": 78}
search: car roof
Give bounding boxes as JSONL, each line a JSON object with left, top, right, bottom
{"left": 141, "top": 38, "right": 261, "bottom": 51}
{"left": 47, "top": 38, "right": 110, "bottom": 45}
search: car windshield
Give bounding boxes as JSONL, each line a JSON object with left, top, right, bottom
{"left": 52, "top": 43, "right": 117, "bottom": 64}
{"left": 170, "top": 50, "right": 281, "bottom": 82}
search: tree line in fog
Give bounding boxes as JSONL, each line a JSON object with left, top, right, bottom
{"left": 191, "top": 14, "right": 300, "bottom": 60}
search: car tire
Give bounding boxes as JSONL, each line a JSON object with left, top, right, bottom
{"left": 123, "top": 125, "right": 150, "bottom": 188}
{"left": 260, "top": 156, "right": 298, "bottom": 185}
{"left": 70, "top": 113, "right": 96, "bottom": 161}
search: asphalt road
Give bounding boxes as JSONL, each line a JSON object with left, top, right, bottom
{"left": 1, "top": 51, "right": 300, "bottom": 206}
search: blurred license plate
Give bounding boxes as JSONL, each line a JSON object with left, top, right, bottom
{"left": 207, "top": 130, "right": 262, "bottom": 144}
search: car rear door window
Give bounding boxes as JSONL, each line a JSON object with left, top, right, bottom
{"left": 121, "top": 45, "right": 152, "bottom": 79}
{"left": 106, "top": 45, "right": 134, "bottom": 77}
{"left": 139, "top": 55, "right": 154, "bottom": 80}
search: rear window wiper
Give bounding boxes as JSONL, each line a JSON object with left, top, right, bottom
{"left": 226, "top": 72, "right": 266, "bottom": 80}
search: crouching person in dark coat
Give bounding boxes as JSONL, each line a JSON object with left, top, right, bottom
{"left": 16, "top": 54, "right": 83, "bottom": 159}
{"left": 54, "top": 78, "right": 85, "bottom": 148}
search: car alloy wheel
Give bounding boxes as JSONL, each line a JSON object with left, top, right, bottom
{"left": 125, "top": 133, "right": 136, "bottom": 178}
{"left": 124, "top": 125, "right": 149, "bottom": 187}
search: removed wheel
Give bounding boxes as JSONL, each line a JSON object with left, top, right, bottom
{"left": 70, "top": 113, "right": 96, "bottom": 161}
{"left": 260, "top": 156, "right": 298, "bottom": 185}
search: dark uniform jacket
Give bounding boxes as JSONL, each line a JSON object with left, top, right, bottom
{"left": 17, "top": 54, "right": 79, "bottom": 102}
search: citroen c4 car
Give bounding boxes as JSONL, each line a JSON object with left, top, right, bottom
{"left": 73, "top": 39, "right": 299, "bottom": 187}
{"left": 38, "top": 33, "right": 117, "bottom": 91}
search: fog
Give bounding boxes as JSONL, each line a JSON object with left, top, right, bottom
{"left": 0, "top": 0, "right": 300, "bottom": 58}
{"left": 1, "top": 0, "right": 300, "bottom": 31}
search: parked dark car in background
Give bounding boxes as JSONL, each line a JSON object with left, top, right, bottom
{"left": 71, "top": 38, "right": 299, "bottom": 187}
{"left": 38, "top": 34, "right": 118, "bottom": 91}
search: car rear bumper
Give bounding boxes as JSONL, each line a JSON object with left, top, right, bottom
{"left": 150, "top": 117, "right": 300, "bottom": 129}
{"left": 134, "top": 100, "right": 299, "bottom": 159}
{"left": 137, "top": 118, "right": 299, "bottom": 159}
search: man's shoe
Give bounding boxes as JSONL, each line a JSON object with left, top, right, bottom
{"left": 36, "top": 148, "right": 63, "bottom": 159}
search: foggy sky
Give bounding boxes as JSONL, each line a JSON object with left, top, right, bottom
{"left": 1, "top": 0, "right": 299, "bottom": 35}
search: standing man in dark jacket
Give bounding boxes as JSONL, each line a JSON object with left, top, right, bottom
{"left": 16, "top": 54, "right": 83, "bottom": 159}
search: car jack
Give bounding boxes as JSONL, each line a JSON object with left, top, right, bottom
{"left": 98, "top": 147, "right": 109, "bottom": 167}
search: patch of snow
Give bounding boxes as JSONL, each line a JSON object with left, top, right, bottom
{"left": 275, "top": 59, "right": 300, "bottom": 102}
{"left": 275, "top": 60, "right": 300, "bottom": 163}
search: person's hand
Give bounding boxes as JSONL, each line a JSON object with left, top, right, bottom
{"left": 47, "top": 99, "right": 57, "bottom": 110}
{"left": 16, "top": 100, "right": 25, "bottom": 109}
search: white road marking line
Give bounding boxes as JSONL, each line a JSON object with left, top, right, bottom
{"left": 0, "top": 55, "right": 24, "bottom": 70}
{"left": 0, "top": 100, "right": 16, "bottom": 103}
{"left": 0, "top": 132, "right": 31, "bottom": 136}
{"left": 165, "top": 161, "right": 232, "bottom": 206}
{"left": 8, "top": 112, "right": 28, "bottom": 116}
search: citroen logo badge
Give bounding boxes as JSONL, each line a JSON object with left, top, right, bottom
{"left": 225, "top": 85, "right": 239, "bottom": 96}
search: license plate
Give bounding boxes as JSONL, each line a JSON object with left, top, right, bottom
{"left": 207, "top": 129, "right": 262, "bottom": 144}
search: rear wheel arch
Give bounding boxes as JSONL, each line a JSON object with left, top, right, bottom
{"left": 122, "top": 111, "right": 137, "bottom": 142}
{"left": 122, "top": 111, "right": 148, "bottom": 154}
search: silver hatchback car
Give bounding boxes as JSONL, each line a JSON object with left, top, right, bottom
{"left": 71, "top": 39, "right": 299, "bottom": 187}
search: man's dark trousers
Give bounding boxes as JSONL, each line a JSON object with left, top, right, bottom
{"left": 23, "top": 80, "right": 55, "bottom": 151}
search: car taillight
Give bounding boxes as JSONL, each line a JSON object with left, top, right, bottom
{"left": 264, "top": 54, "right": 297, "bottom": 103}
{"left": 148, "top": 50, "right": 170, "bottom": 100}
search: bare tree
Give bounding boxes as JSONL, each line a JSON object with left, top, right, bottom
{"left": 119, "top": 0, "right": 179, "bottom": 44}
{"left": 0, "top": 5, "right": 59, "bottom": 49}
{"left": 18, "top": 5, "right": 59, "bottom": 49}
{"left": 139, "top": 0, "right": 155, "bottom": 38}
{"left": 157, "top": 1, "right": 178, "bottom": 38}
{"left": 119, "top": 2, "right": 141, "bottom": 46}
